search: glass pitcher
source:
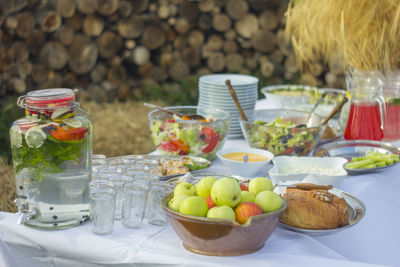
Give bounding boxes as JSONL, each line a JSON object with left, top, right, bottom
{"left": 382, "top": 71, "right": 400, "bottom": 141}
{"left": 10, "top": 88, "right": 92, "bottom": 229}
{"left": 343, "top": 70, "right": 385, "bottom": 140}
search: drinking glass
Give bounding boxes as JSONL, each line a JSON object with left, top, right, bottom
{"left": 147, "top": 182, "right": 174, "bottom": 226}
{"left": 121, "top": 181, "right": 149, "bottom": 228}
{"left": 89, "top": 184, "right": 116, "bottom": 235}
{"left": 107, "top": 175, "right": 133, "bottom": 220}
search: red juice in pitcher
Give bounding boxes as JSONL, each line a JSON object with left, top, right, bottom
{"left": 383, "top": 101, "right": 400, "bottom": 140}
{"left": 344, "top": 102, "right": 383, "bottom": 140}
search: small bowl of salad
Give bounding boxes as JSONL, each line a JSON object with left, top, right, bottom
{"left": 148, "top": 106, "right": 230, "bottom": 161}
{"left": 239, "top": 109, "right": 326, "bottom": 156}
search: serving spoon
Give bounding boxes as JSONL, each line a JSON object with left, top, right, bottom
{"left": 144, "top": 103, "right": 208, "bottom": 122}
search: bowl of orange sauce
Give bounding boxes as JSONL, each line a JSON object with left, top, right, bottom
{"left": 216, "top": 147, "right": 274, "bottom": 178}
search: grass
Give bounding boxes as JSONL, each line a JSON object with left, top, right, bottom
{"left": 0, "top": 100, "right": 159, "bottom": 213}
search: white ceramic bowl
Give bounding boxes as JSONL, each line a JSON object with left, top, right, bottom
{"left": 216, "top": 147, "right": 274, "bottom": 178}
{"left": 269, "top": 156, "right": 348, "bottom": 187}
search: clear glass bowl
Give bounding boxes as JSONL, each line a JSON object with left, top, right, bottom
{"left": 148, "top": 106, "right": 230, "bottom": 161}
{"left": 240, "top": 109, "right": 326, "bottom": 156}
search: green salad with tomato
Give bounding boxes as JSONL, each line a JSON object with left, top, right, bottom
{"left": 10, "top": 115, "right": 91, "bottom": 181}
{"left": 246, "top": 117, "right": 321, "bottom": 156}
{"left": 150, "top": 117, "right": 227, "bottom": 161}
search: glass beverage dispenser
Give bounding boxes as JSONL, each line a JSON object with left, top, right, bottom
{"left": 10, "top": 88, "right": 92, "bottom": 229}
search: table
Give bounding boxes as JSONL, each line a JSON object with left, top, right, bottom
{"left": 1, "top": 100, "right": 399, "bottom": 267}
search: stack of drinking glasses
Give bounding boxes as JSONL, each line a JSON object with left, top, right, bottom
{"left": 89, "top": 155, "right": 174, "bottom": 235}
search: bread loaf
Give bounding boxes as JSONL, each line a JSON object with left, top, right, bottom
{"left": 279, "top": 189, "right": 349, "bottom": 230}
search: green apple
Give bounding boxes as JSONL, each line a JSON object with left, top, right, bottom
{"left": 179, "top": 196, "right": 208, "bottom": 217}
{"left": 196, "top": 176, "right": 217, "bottom": 198}
{"left": 248, "top": 177, "right": 273, "bottom": 196}
{"left": 168, "top": 194, "right": 189, "bottom": 211}
{"left": 254, "top": 190, "right": 282, "bottom": 213}
{"left": 239, "top": 191, "right": 255, "bottom": 204}
{"left": 174, "top": 182, "right": 196, "bottom": 197}
{"left": 207, "top": 205, "right": 236, "bottom": 220}
{"left": 211, "top": 177, "right": 241, "bottom": 208}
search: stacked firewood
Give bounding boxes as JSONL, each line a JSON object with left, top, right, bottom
{"left": 0, "top": 0, "right": 345, "bottom": 103}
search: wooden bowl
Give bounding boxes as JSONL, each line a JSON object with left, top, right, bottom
{"left": 161, "top": 194, "right": 287, "bottom": 256}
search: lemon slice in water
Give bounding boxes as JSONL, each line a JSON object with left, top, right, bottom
{"left": 25, "top": 126, "right": 47, "bottom": 148}
{"left": 10, "top": 125, "right": 23, "bottom": 148}
{"left": 63, "top": 118, "right": 82, "bottom": 128}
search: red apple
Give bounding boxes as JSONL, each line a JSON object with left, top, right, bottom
{"left": 239, "top": 183, "right": 248, "bottom": 191}
{"left": 205, "top": 196, "right": 216, "bottom": 209}
{"left": 234, "top": 202, "right": 263, "bottom": 224}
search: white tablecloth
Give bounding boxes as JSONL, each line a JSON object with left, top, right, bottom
{"left": 1, "top": 100, "right": 399, "bottom": 267}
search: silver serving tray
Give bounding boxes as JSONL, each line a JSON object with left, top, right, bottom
{"left": 312, "top": 140, "right": 400, "bottom": 174}
{"left": 279, "top": 187, "right": 366, "bottom": 235}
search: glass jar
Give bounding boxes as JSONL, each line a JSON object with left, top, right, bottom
{"left": 10, "top": 88, "right": 92, "bottom": 229}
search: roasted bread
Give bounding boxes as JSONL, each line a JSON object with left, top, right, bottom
{"left": 279, "top": 189, "right": 349, "bottom": 230}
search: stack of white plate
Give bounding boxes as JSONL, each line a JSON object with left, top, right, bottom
{"left": 198, "top": 74, "right": 258, "bottom": 138}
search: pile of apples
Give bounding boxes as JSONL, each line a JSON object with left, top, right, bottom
{"left": 168, "top": 176, "right": 282, "bottom": 224}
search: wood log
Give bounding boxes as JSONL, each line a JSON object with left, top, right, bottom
{"left": 63, "top": 72, "right": 77, "bottom": 88}
{"left": 160, "top": 52, "right": 173, "bottom": 67}
{"left": 17, "top": 60, "right": 32, "bottom": 79}
{"left": 224, "top": 29, "right": 236, "bottom": 41}
{"left": 226, "top": 0, "right": 248, "bottom": 20}
{"left": 245, "top": 52, "right": 259, "bottom": 70}
{"left": 90, "top": 63, "right": 107, "bottom": 83}
{"left": 169, "top": 60, "right": 189, "bottom": 81}
{"left": 179, "top": 1, "right": 199, "bottom": 23}
{"left": 169, "top": 4, "right": 178, "bottom": 17}
{"left": 207, "top": 34, "right": 223, "bottom": 50}
{"left": 109, "top": 55, "right": 122, "bottom": 67}
{"left": 133, "top": 46, "right": 150, "bottom": 66}
{"left": 65, "top": 13, "right": 84, "bottom": 31}
{"left": 83, "top": 15, "right": 104, "bottom": 37}
{"left": 97, "top": 0, "right": 119, "bottom": 16}
{"left": 198, "top": 0, "right": 215, "bottom": 12}
{"left": 31, "top": 64, "right": 49, "bottom": 84}
{"left": 97, "top": 31, "right": 122, "bottom": 58}
{"left": 131, "top": 0, "right": 149, "bottom": 14}
{"left": 167, "top": 17, "right": 176, "bottom": 26}
{"left": 16, "top": 12, "right": 35, "bottom": 38}
{"left": 328, "top": 52, "right": 346, "bottom": 75}
{"left": 163, "top": 23, "right": 176, "bottom": 42}
{"left": 198, "top": 13, "right": 212, "bottom": 31}
{"left": 276, "top": 29, "right": 291, "bottom": 56}
{"left": 237, "top": 37, "right": 252, "bottom": 49}
{"left": 86, "top": 84, "right": 107, "bottom": 103}
{"left": 207, "top": 52, "right": 226, "bottom": 72}
{"left": 0, "top": 0, "right": 27, "bottom": 15}
{"left": 173, "top": 36, "right": 187, "bottom": 50}
{"left": 41, "top": 11, "right": 62, "bottom": 32}
{"left": 119, "top": 0, "right": 133, "bottom": 17}
{"left": 77, "top": 0, "right": 98, "bottom": 14}
{"left": 5, "top": 15, "right": 18, "bottom": 31}
{"left": 27, "top": 31, "right": 46, "bottom": 56}
{"left": 9, "top": 78, "right": 26, "bottom": 94}
{"left": 182, "top": 46, "right": 200, "bottom": 68}
{"left": 309, "top": 62, "right": 324, "bottom": 77}
{"left": 300, "top": 73, "right": 319, "bottom": 86}
{"left": 125, "top": 39, "right": 136, "bottom": 49}
{"left": 212, "top": 14, "right": 231, "bottom": 32}
{"left": 54, "top": 26, "right": 75, "bottom": 46}
{"left": 284, "top": 53, "right": 299, "bottom": 74}
{"left": 259, "top": 9, "right": 279, "bottom": 31}
{"left": 223, "top": 40, "right": 238, "bottom": 54}
{"left": 188, "top": 30, "right": 205, "bottom": 48}
{"left": 40, "top": 41, "right": 68, "bottom": 70}
{"left": 57, "top": 0, "right": 76, "bottom": 18}
{"left": 175, "top": 18, "right": 190, "bottom": 34}
{"left": 225, "top": 53, "right": 243, "bottom": 72}
{"left": 142, "top": 24, "right": 166, "bottom": 50}
{"left": 201, "top": 43, "right": 213, "bottom": 58}
{"left": 269, "top": 49, "right": 283, "bottom": 64}
{"left": 152, "top": 66, "right": 168, "bottom": 83}
{"left": 260, "top": 60, "right": 274, "bottom": 78}
{"left": 107, "top": 65, "right": 127, "bottom": 86}
{"left": 235, "top": 14, "right": 258, "bottom": 39}
{"left": 196, "top": 67, "right": 211, "bottom": 76}
{"left": 68, "top": 34, "right": 98, "bottom": 75}
{"left": 117, "top": 84, "right": 131, "bottom": 101}
{"left": 158, "top": 4, "right": 169, "bottom": 19}
{"left": 148, "top": 3, "right": 157, "bottom": 13}
{"left": 117, "top": 15, "right": 144, "bottom": 38}
{"left": 251, "top": 30, "right": 276, "bottom": 53}
{"left": 11, "top": 41, "right": 29, "bottom": 63}
{"left": 138, "top": 62, "right": 153, "bottom": 77}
